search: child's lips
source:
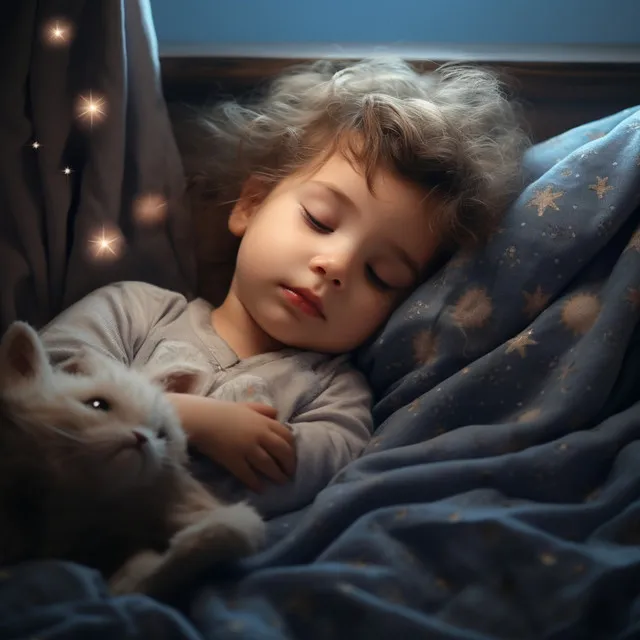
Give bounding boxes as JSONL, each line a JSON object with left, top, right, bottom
{"left": 281, "top": 286, "right": 326, "bottom": 319}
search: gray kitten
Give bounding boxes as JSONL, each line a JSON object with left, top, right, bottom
{"left": 0, "top": 321, "right": 265, "bottom": 597}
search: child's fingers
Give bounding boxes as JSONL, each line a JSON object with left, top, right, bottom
{"left": 261, "top": 432, "right": 297, "bottom": 476}
{"left": 245, "top": 402, "right": 278, "bottom": 418}
{"left": 267, "top": 420, "right": 296, "bottom": 446}
{"left": 230, "top": 460, "right": 264, "bottom": 493}
{"left": 248, "top": 448, "right": 289, "bottom": 485}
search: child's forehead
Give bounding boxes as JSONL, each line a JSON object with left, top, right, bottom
{"left": 287, "top": 151, "right": 440, "bottom": 264}
{"left": 294, "top": 151, "right": 435, "bottom": 212}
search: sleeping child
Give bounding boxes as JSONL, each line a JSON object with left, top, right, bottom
{"left": 39, "top": 57, "right": 528, "bottom": 518}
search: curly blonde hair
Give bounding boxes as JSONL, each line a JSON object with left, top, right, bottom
{"left": 180, "top": 57, "right": 529, "bottom": 255}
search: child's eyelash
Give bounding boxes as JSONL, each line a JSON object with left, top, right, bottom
{"left": 366, "top": 266, "right": 393, "bottom": 291}
{"left": 302, "top": 207, "right": 333, "bottom": 233}
{"left": 301, "top": 207, "right": 393, "bottom": 292}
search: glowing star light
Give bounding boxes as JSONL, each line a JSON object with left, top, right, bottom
{"left": 62, "top": 166, "right": 72, "bottom": 175}
{"left": 133, "top": 193, "right": 168, "bottom": 225}
{"left": 31, "top": 141, "right": 41, "bottom": 150}
{"left": 75, "top": 91, "right": 107, "bottom": 128}
{"left": 89, "top": 228, "right": 123, "bottom": 260}
{"left": 43, "top": 18, "right": 74, "bottom": 46}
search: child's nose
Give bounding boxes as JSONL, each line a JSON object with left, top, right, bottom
{"left": 310, "top": 254, "right": 352, "bottom": 288}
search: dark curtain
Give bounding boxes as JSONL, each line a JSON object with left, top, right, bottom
{"left": 0, "top": 0, "right": 195, "bottom": 334}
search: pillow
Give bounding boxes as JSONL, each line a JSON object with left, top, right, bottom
{"left": 356, "top": 106, "right": 640, "bottom": 447}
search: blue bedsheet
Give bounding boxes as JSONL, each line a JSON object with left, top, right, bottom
{"left": 4, "top": 0, "right": 640, "bottom": 637}
{"left": 3, "top": 106, "right": 640, "bottom": 639}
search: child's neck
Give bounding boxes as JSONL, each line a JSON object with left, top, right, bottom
{"left": 211, "top": 288, "right": 285, "bottom": 359}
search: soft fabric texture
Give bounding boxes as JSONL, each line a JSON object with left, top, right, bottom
{"left": 4, "top": 1, "right": 640, "bottom": 639}
{"left": 0, "top": 0, "right": 195, "bottom": 335}
{"left": 6, "top": 105, "right": 640, "bottom": 640}
{"left": 40, "top": 280, "right": 373, "bottom": 519}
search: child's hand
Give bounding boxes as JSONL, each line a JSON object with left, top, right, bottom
{"left": 184, "top": 398, "right": 297, "bottom": 492}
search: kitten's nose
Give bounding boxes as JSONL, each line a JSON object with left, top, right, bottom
{"left": 132, "top": 430, "right": 148, "bottom": 447}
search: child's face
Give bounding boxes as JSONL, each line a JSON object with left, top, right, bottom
{"left": 227, "top": 151, "right": 439, "bottom": 354}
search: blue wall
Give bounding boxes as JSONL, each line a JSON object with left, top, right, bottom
{"left": 150, "top": 0, "right": 640, "bottom": 46}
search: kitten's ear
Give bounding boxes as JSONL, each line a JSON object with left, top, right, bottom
{"left": 149, "top": 366, "right": 203, "bottom": 395}
{"left": 0, "top": 322, "right": 49, "bottom": 386}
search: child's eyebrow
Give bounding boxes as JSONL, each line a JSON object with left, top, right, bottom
{"left": 311, "top": 181, "right": 356, "bottom": 211}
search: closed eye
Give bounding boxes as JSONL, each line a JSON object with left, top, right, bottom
{"left": 366, "top": 265, "right": 393, "bottom": 292}
{"left": 301, "top": 207, "right": 333, "bottom": 233}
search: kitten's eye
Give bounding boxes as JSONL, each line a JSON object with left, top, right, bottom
{"left": 85, "top": 398, "right": 111, "bottom": 411}
{"left": 157, "top": 427, "right": 168, "bottom": 440}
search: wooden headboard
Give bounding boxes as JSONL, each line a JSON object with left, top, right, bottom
{"left": 159, "top": 43, "right": 640, "bottom": 144}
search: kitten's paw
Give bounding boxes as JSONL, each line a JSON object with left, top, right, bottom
{"left": 171, "top": 502, "right": 266, "bottom": 560}
{"left": 109, "top": 550, "right": 163, "bottom": 595}
{"left": 115, "top": 504, "right": 266, "bottom": 600}
{"left": 216, "top": 502, "right": 266, "bottom": 552}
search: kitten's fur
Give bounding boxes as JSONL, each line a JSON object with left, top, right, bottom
{"left": 0, "top": 322, "right": 265, "bottom": 597}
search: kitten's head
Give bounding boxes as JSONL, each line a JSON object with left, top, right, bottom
{"left": 0, "top": 322, "right": 201, "bottom": 493}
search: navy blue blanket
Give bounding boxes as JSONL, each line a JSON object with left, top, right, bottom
{"left": 4, "top": 1, "right": 640, "bottom": 639}
{"left": 4, "top": 107, "right": 640, "bottom": 640}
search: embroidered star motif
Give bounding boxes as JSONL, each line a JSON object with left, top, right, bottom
{"left": 506, "top": 329, "right": 538, "bottom": 358}
{"left": 527, "top": 186, "right": 564, "bottom": 217}
{"left": 559, "top": 363, "right": 575, "bottom": 381}
{"left": 412, "top": 330, "right": 439, "bottom": 366}
{"left": 523, "top": 286, "right": 550, "bottom": 318}
{"left": 588, "top": 176, "right": 614, "bottom": 199}
{"left": 450, "top": 287, "right": 493, "bottom": 329}
{"left": 561, "top": 293, "right": 601, "bottom": 335}
{"left": 627, "top": 230, "right": 640, "bottom": 252}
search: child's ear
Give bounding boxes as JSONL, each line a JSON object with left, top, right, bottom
{"left": 228, "top": 176, "right": 267, "bottom": 237}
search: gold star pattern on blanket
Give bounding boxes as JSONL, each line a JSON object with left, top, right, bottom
{"left": 506, "top": 329, "right": 538, "bottom": 358}
{"left": 448, "top": 250, "right": 475, "bottom": 269}
{"left": 517, "top": 408, "right": 542, "bottom": 423}
{"left": 559, "top": 363, "right": 575, "bottom": 381}
{"left": 413, "top": 330, "right": 439, "bottom": 366}
{"left": 627, "top": 288, "right": 640, "bottom": 310}
{"left": 527, "top": 186, "right": 564, "bottom": 217}
{"left": 450, "top": 287, "right": 493, "bottom": 329}
{"left": 561, "top": 293, "right": 601, "bottom": 335}
{"left": 523, "top": 286, "right": 551, "bottom": 318}
{"left": 588, "top": 176, "right": 614, "bottom": 199}
{"left": 626, "top": 229, "right": 640, "bottom": 252}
